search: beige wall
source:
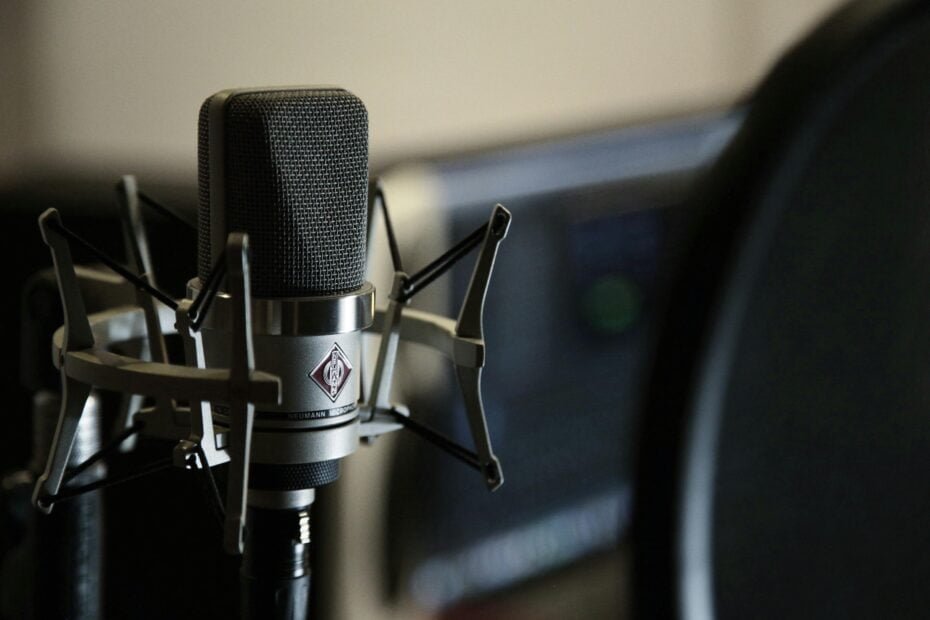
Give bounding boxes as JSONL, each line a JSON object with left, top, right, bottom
{"left": 2, "top": 0, "right": 842, "bottom": 184}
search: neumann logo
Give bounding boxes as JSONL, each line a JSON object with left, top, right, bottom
{"left": 309, "top": 343, "right": 352, "bottom": 402}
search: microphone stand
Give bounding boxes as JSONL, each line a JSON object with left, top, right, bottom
{"left": 240, "top": 504, "right": 312, "bottom": 620}
{"left": 30, "top": 391, "right": 104, "bottom": 620}
{"left": 18, "top": 263, "right": 137, "bottom": 620}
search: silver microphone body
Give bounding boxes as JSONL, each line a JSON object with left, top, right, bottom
{"left": 195, "top": 86, "right": 370, "bottom": 511}
{"left": 189, "top": 280, "right": 373, "bottom": 509}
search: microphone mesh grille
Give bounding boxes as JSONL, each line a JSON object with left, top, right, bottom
{"left": 198, "top": 88, "right": 368, "bottom": 297}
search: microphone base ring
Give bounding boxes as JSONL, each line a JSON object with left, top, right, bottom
{"left": 247, "top": 418, "right": 360, "bottom": 466}
{"left": 248, "top": 488, "right": 316, "bottom": 510}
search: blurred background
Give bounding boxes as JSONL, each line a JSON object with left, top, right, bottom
{"left": 0, "top": 2, "right": 845, "bottom": 619}
{"left": 1, "top": 1, "right": 843, "bottom": 182}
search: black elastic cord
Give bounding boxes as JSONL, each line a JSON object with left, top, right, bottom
{"left": 373, "top": 184, "right": 404, "bottom": 273}
{"left": 62, "top": 421, "right": 144, "bottom": 484}
{"left": 398, "top": 222, "right": 488, "bottom": 303}
{"left": 47, "top": 220, "right": 179, "bottom": 311}
{"left": 386, "top": 409, "right": 481, "bottom": 472}
{"left": 48, "top": 215, "right": 227, "bottom": 333}
{"left": 195, "top": 444, "right": 226, "bottom": 528}
{"left": 40, "top": 457, "right": 173, "bottom": 506}
{"left": 189, "top": 256, "right": 226, "bottom": 332}
{"left": 137, "top": 190, "right": 197, "bottom": 231}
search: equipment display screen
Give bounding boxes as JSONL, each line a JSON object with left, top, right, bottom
{"left": 384, "top": 109, "right": 739, "bottom": 610}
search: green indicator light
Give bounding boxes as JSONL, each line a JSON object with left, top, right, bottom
{"left": 581, "top": 275, "right": 642, "bottom": 334}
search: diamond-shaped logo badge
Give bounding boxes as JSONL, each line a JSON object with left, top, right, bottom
{"left": 309, "top": 343, "right": 353, "bottom": 402}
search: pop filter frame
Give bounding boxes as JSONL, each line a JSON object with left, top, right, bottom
{"left": 633, "top": 0, "right": 930, "bottom": 617}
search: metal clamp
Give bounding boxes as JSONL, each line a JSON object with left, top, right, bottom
{"left": 223, "top": 233, "right": 258, "bottom": 554}
{"left": 359, "top": 204, "right": 511, "bottom": 491}
{"left": 32, "top": 209, "right": 95, "bottom": 513}
{"left": 453, "top": 204, "right": 511, "bottom": 489}
{"left": 172, "top": 299, "right": 230, "bottom": 470}
{"left": 32, "top": 210, "right": 281, "bottom": 529}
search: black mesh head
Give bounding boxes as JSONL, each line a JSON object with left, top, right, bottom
{"left": 197, "top": 87, "right": 368, "bottom": 297}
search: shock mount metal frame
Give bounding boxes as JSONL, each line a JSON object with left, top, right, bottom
{"left": 30, "top": 174, "right": 510, "bottom": 554}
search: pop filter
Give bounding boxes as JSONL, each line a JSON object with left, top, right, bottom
{"left": 633, "top": 0, "right": 930, "bottom": 617}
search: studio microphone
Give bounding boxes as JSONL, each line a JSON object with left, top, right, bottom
{"left": 193, "top": 87, "right": 373, "bottom": 615}
{"left": 29, "top": 83, "right": 508, "bottom": 620}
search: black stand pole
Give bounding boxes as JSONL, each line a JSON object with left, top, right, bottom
{"left": 240, "top": 506, "right": 312, "bottom": 620}
{"left": 32, "top": 391, "right": 104, "bottom": 620}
